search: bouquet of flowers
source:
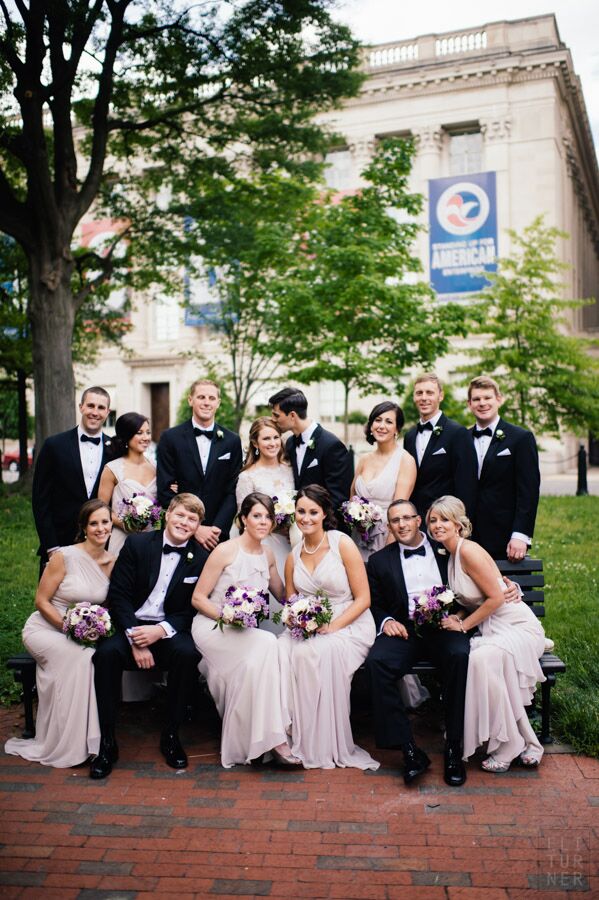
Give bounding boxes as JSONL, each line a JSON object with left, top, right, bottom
{"left": 272, "top": 491, "right": 297, "bottom": 530}
{"left": 214, "top": 585, "right": 270, "bottom": 631}
{"left": 63, "top": 604, "right": 114, "bottom": 647}
{"left": 273, "top": 590, "right": 332, "bottom": 640}
{"left": 409, "top": 585, "right": 455, "bottom": 633}
{"left": 118, "top": 493, "right": 163, "bottom": 532}
{"left": 340, "top": 496, "right": 384, "bottom": 548}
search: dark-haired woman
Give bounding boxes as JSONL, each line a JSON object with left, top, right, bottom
{"left": 351, "top": 403, "right": 428, "bottom": 710}
{"left": 278, "top": 485, "right": 379, "bottom": 770}
{"left": 98, "top": 412, "right": 157, "bottom": 557}
{"left": 5, "top": 501, "right": 115, "bottom": 768}
{"left": 191, "top": 492, "right": 296, "bottom": 768}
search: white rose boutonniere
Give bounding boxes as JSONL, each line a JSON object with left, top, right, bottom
{"left": 432, "top": 425, "right": 443, "bottom": 437}
{"left": 495, "top": 429, "right": 506, "bottom": 441}
{"left": 185, "top": 551, "right": 194, "bottom": 564}
{"left": 307, "top": 438, "right": 316, "bottom": 450}
{"left": 216, "top": 429, "right": 224, "bottom": 440}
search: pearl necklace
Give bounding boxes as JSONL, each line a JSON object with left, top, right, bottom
{"left": 302, "top": 534, "right": 326, "bottom": 555}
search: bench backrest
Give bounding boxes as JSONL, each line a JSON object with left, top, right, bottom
{"left": 496, "top": 558, "right": 544, "bottom": 618}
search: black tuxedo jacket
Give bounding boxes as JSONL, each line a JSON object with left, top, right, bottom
{"left": 156, "top": 420, "right": 242, "bottom": 538}
{"left": 471, "top": 418, "right": 540, "bottom": 558}
{"left": 366, "top": 539, "right": 449, "bottom": 632}
{"left": 106, "top": 530, "right": 208, "bottom": 634}
{"left": 32, "top": 427, "right": 114, "bottom": 556}
{"left": 403, "top": 413, "right": 478, "bottom": 520}
{"left": 285, "top": 424, "right": 353, "bottom": 518}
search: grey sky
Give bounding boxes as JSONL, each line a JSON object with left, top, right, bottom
{"left": 332, "top": 1, "right": 599, "bottom": 150}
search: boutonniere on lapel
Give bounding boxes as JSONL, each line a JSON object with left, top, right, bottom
{"left": 104, "top": 439, "right": 111, "bottom": 447}
{"left": 432, "top": 425, "right": 443, "bottom": 437}
{"left": 185, "top": 551, "right": 194, "bottom": 564}
{"left": 307, "top": 438, "right": 316, "bottom": 451}
{"left": 216, "top": 429, "right": 224, "bottom": 440}
{"left": 437, "top": 548, "right": 447, "bottom": 555}
{"left": 494, "top": 429, "right": 506, "bottom": 441}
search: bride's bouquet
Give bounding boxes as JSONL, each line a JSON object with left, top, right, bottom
{"left": 272, "top": 491, "right": 297, "bottom": 531}
{"left": 63, "top": 604, "right": 114, "bottom": 647}
{"left": 409, "top": 585, "right": 455, "bottom": 633}
{"left": 119, "top": 493, "right": 163, "bottom": 532}
{"left": 340, "top": 496, "right": 384, "bottom": 548}
{"left": 214, "top": 585, "right": 270, "bottom": 631}
{"left": 273, "top": 590, "right": 332, "bottom": 640}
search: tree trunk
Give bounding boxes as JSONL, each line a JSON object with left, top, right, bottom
{"left": 28, "top": 257, "right": 77, "bottom": 448}
{"left": 343, "top": 383, "right": 350, "bottom": 445}
{"left": 17, "top": 368, "right": 29, "bottom": 475}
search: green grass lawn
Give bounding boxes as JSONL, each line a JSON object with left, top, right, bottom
{"left": 1, "top": 486, "right": 598, "bottom": 756}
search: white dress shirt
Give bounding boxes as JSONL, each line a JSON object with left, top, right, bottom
{"left": 379, "top": 534, "right": 443, "bottom": 634}
{"left": 77, "top": 426, "right": 104, "bottom": 498}
{"left": 295, "top": 420, "right": 318, "bottom": 473}
{"left": 415, "top": 411, "right": 443, "bottom": 465}
{"left": 192, "top": 417, "right": 215, "bottom": 472}
{"left": 132, "top": 534, "right": 188, "bottom": 637}
{"left": 473, "top": 417, "right": 530, "bottom": 546}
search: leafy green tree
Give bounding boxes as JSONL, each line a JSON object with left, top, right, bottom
{"left": 275, "top": 137, "right": 470, "bottom": 441}
{"left": 462, "top": 217, "right": 599, "bottom": 436}
{"left": 0, "top": 1, "right": 362, "bottom": 446}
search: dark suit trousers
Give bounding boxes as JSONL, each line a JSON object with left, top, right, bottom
{"left": 366, "top": 628, "right": 470, "bottom": 748}
{"left": 93, "top": 627, "right": 200, "bottom": 732}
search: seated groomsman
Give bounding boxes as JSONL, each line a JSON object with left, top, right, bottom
{"left": 156, "top": 379, "right": 242, "bottom": 551}
{"left": 269, "top": 387, "right": 353, "bottom": 521}
{"left": 403, "top": 374, "right": 478, "bottom": 520}
{"left": 91, "top": 493, "right": 208, "bottom": 779}
{"left": 32, "top": 386, "right": 113, "bottom": 573}
{"left": 366, "top": 500, "right": 470, "bottom": 787}
{"left": 467, "top": 375, "right": 540, "bottom": 561}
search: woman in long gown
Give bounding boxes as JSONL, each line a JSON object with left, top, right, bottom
{"left": 235, "top": 417, "right": 297, "bottom": 631}
{"left": 98, "top": 412, "right": 157, "bottom": 556}
{"left": 352, "top": 401, "right": 428, "bottom": 710}
{"left": 5, "top": 500, "right": 115, "bottom": 768}
{"left": 191, "top": 491, "right": 297, "bottom": 768}
{"left": 429, "top": 495, "right": 546, "bottom": 772}
{"left": 278, "top": 485, "right": 379, "bottom": 770}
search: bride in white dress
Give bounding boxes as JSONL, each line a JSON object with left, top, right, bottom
{"left": 235, "top": 417, "right": 297, "bottom": 631}
{"left": 352, "top": 402, "right": 428, "bottom": 709}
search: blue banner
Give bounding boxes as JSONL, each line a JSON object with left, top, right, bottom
{"left": 429, "top": 171, "right": 497, "bottom": 296}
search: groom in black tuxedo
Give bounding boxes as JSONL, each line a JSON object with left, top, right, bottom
{"left": 366, "top": 499, "right": 470, "bottom": 787}
{"left": 269, "top": 387, "right": 352, "bottom": 521}
{"left": 157, "top": 379, "right": 242, "bottom": 551}
{"left": 91, "top": 493, "right": 208, "bottom": 779}
{"left": 32, "top": 386, "right": 113, "bottom": 572}
{"left": 467, "top": 376, "right": 540, "bottom": 561}
{"left": 403, "top": 373, "right": 478, "bottom": 520}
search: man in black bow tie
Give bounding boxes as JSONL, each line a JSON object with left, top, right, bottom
{"left": 366, "top": 499, "right": 470, "bottom": 787}
{"left": 32, "top": 386, "right": 114, "bottom": 574}
{"left": 91, "top": 493, "right": 209, "bottom": 778}
{"left": 403, "top": 373, "right": 478, "bottom": 520}
{"left": 157, "top": 379, "right": 242, "bottom": 550}
{"left": 468, "top": 376, "right": 540, "bottom": 561}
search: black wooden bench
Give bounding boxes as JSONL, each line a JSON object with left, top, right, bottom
{"left": 6, "top": 558, "right": 566, "bottom": 743}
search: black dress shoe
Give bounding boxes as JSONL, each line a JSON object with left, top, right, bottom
{"left": 444, "top": 743, "right": 466, "bottom": 787}
{"left": 89, "top": 734, "right": 119, "bottom": 780}
{"left": 160, "top": 731, "right": 188, "bottom": 769}
{"left": 402, "top": 743, "right": 431, "bottom": 786}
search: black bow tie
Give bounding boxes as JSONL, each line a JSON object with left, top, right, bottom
{"left": 193, "top": 427, "right": 214, "bottom": 440}
{"left": 293, "top": 434, "right": 304, "bottom": 447}
{"left": 163, "top": 544, "right": 187, "bottom": 556}
{"left": 473, "top": 427, "right": 493, "bottom": 439}
{"left": 404, "top": 546, "right": 426, "bottom": 559}
{"left": 417, "top": 421, "right": 433, "bottom": 433}
{"left": 80, "top": 434, "right": 101, "bottom": 445}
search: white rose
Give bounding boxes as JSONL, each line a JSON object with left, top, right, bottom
{"left": 417, "top": 596, "right": 428, "bottom": 607}
{"left": 132, "top": 496, "right": 152, "bottom": 513}
{"left": 305, "top": 619, "right": 318, "bottom": 632}
{"left": 292, "top": 598, "right": 309, "bottom": 614}
{"left": 240, "top": 600, "right": 254, "bottom": 614}
{"left": 222, "top": 606, "right": 235, "bottom": 624}
{"left": 281, "top": 608, "right": 291, "bottom": 624}
{"left": 437, "top": 590, "right": 454, "bottom": 606}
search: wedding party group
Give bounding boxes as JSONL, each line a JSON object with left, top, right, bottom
{"left": 5, "top": 372, "right": 545, "bottom": 790}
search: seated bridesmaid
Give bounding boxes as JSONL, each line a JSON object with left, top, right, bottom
{"left": 191, "top": 491, "right": 297, "bottom": 768}
{"left": 5, "top": 500, "right": 115, "bottom": 767}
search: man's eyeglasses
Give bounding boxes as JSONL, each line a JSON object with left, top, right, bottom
{"left": 389, "top": 514, "right": 419, "bottom": 524}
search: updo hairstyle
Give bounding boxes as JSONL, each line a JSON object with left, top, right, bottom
{"left": 238, "top": 491, "right": 276, "bottom": 535}
{"left": 111, "top": 412, "right": 149, "bottom": 458}
{"left": 295, "top": 484, "right": 338, "bottom": 530}
{"left": 426, "top": 495, "right": 473, "bottom": 538}
{"left": 365, "top": 401, "right": 404, "bottom": 445}
{"left": 74, "top": 499, "right": 111, "bottom": 543}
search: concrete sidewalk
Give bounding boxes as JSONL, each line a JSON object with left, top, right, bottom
{"left": 1, "top": 694, "right": 597, "bottom": 899}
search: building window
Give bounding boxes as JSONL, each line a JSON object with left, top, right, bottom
{"left": 449, "top": 131, "right": 482, "bottom": 175}
{"left": 324, "top": 149, "right": 354, "bottom": 191}
{"left": 154, "top": 294, "right": 180, "bottom": 342}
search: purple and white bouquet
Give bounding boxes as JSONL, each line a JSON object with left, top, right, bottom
{"left": 214, "top": 585, "right": 270, "bottom": 631}
{"left": 340, "top": 496, "right": 384, "bottom": 548}
{"left": 118, "top": 493, "right": 163, "bottom": 532}
{"left": 63, "top": 604, "right": 114, "bottom": 647}
{"left": 409, "top": 585, "right": 455, "bottom": 633}
{"left": 272, "top": 491, "right": 297, "bottom": 531}
{"left": 273, "top": 590, "right": 332, "bottom": 640}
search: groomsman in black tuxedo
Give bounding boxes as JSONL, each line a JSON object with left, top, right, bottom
{"left": 366, "top": 499, "right": 469, "bottom": 787}
{"left": 467, "top": 376, "right": 540, "bottom": 561}
{"left": 91, "top": 493, "right": 208, "bottom": 779}
{"left": 32, "top": 386, "right": 113, "bottom": 572}
{"left": 403, "top": 374, "right": 478, "bottom": 520}
{"left": 157, "top": 379, "right": 242, "bottom": 551}
{"left": 268, "top": 387, "right": 352, "bottom": 520}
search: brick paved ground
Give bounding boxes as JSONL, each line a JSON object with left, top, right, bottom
{"left": 0, "top": 687, "right": 597, "bottom": 900}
